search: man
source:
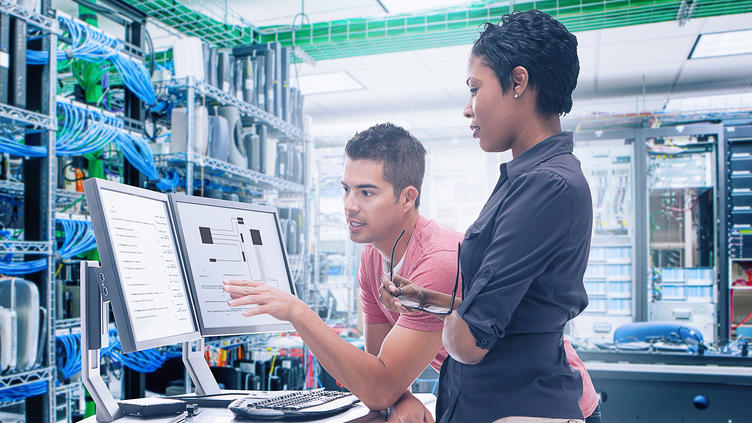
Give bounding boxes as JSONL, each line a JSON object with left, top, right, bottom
{"left": 225, "top": 123, "right": 456, "bottom": 421}
{"left": 224, "top": 123, "right": 597, "bottom": 422}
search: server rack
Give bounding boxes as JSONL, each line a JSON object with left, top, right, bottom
{"left": 0, "top": 1, "right": 58, "bottom": 421}
{"left": 571, "top": 124, "right": 725, "bottom": 345}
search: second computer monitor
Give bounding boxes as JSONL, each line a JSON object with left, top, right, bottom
{"left": 170, "top": 195, "right": 296, "bottom": 336}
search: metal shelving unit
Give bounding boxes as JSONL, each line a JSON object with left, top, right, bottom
{"left": 153, "top": 152, "right": 305, "bottom": 194}
{"left": 0, "top": 1, "right": 58, "bottom": 420}
{"left": 156, "top": 72, "right": 314, "bottom": 399}
{"left": 159, "top": 77, "right": 305, "bottom": 142}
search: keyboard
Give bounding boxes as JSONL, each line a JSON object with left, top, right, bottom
{"left": 228, "top": 389, "right": 360, "bottom": 420}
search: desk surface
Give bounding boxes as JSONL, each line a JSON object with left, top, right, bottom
{"left": 81, "top": 393, "right": 437, "bottom": 423}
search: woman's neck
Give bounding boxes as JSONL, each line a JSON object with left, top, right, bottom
{"left": 511, "top": 115, "right": 562, "bottom": 158}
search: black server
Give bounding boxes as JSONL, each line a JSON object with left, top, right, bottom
{"left": 0, "top": 13, "right": 9, "bottom": 104}
{"left": 8, "top": 16, "right": 26, "bottom": 107}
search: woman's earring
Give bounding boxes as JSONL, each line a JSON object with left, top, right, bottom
{"left": 514, "top": 93, "right": 519, "bottom": 99}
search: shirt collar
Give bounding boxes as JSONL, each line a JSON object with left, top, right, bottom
{"left": 503, "top": 132, "right": 574, "bottom": 181}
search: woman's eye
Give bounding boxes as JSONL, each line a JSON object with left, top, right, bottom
{"left": 470, "top": 87, "right": 478, "bottom": 95}
{"left": 363, "top": 191, "right": 372, "bottom": 197}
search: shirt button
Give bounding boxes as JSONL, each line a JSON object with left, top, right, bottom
{"left": 480, "top": 339, "right": 488, "bottom": 346}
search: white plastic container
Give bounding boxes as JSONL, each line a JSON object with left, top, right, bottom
{"left": 170, "top": 106, "right": 209, "bottom": 155}
{"left": 173, "top": 37, "right": 205, "bottom": 82}
{"left": 0, "top": 278, "right": 40, "bottom": 370}
{"left": 0, "top": 306, "right": 18, "bottom": 372}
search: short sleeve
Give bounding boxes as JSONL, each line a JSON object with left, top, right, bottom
{"left": 358, "top": 249, "right": 390, "bottom": 325}
{"left": 396, "top": 248, "right": 461, "bottom": 332}
{"left": 457, "top": 171, "right": 573, "bottom": 349}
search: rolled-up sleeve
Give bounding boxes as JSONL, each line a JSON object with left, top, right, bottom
{"left": 457, "top": 170, "right": 573, "bottom": 349}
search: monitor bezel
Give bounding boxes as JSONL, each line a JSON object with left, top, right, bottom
{"left": 168, "top": 194, "right": 296, "bottom": 336}
{"left": 83, "top": 178, "right": 201, "bottom": 353}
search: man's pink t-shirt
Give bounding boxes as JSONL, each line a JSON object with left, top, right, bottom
{"left": 358, "top": 215, "right": 599, "bottom": 417}
{"left": 359, "top": 215, "right": 462, "bottom": 372}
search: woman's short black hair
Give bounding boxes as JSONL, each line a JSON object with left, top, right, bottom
{"left": 471, "top": 9, "right": 579, "bottom": 116}
{"left": 345, "top": 123, "right": 426, "bottom": 208}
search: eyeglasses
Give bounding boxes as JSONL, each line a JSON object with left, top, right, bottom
{"left": 388, "top": 229, "right": 406, "bottom": 281}
{"left": 391, "top": 227, "right": 460, "bottom": 316}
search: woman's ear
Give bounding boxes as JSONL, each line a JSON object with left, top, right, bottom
{"left": 511, "top": 66, "right": 529, "bottom": 97}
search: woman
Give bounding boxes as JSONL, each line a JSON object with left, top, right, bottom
{"left": 380, "top": 9, "right": 595, "bottom": 423}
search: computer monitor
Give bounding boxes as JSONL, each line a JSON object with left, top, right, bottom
{"left": 83, "top": 178, "right": 200, "bottom": 353}
{"left": 169, "top": 194, "right": 295, "bottom": 336}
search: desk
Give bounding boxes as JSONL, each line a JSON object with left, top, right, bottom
{"left": 80, "top": 393, "right": 436, "bottom": 423}
{"left": 586, "top": 361, "right": 752, "bottom": 423}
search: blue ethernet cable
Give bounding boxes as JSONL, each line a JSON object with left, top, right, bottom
{"left": 27, "top": 16, "right": 156, "bottom": 105}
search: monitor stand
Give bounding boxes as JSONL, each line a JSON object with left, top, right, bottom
{"left": 81, "top": 261, "right": 191, "bottom": 422}
{"left": 182, "top": 338, "right": 220, "bottom": 395}
{"left": 81, "top": 261, "right": 123, "bottom": 422}
{"left": 178, "top": 339, "right": 257, "bottom": 406}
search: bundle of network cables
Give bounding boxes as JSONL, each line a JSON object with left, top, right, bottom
{"left": 55, "top": 328, "right": 182, "bottom": 385}
{"left": 27, "top": 15, "right": 156, "bottom": 105}
{"left": 0, "top": 101, "right": 178, "bottom": 191}
{"left": 57, "top": 102, "right": 123, "bottom": 156}
{"left": 0, "top": 380, "right": 48, "bottom": 403}
{"left": 0, "top": 218, "right": 97, "bottom": 276}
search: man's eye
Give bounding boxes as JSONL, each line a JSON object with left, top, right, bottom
{"left": 470, "top": 87, "right": 478, "bottom": 95}
{"left": 363, "top": 191, "right": 372, "bottom": 197}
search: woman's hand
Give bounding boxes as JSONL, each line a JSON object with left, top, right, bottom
{"left": 378, "top": 273, "right": 425, "bottom": 314}
{"left": 387, "top": 392, "right": 434, "bottom": 423}
{"left": 222, "top": 279, "right": 306, "bottom": 323}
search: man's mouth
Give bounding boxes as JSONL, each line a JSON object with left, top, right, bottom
{"left": 348, "top": 219, "right": 366, "bottom": 230}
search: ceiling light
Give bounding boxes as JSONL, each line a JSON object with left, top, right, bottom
{"left": 664, "top": 92, "right": 752, "bottom": 112}
{"left": 689, "top": 29, "right": 752, "bottom": 59}
{"left": 378, "top": 0, "right": 469, "bottom": 15}
{"left": 297, "top": 72, "right": 365, "bottom": 96}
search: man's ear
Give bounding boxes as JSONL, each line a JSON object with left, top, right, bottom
{"left": 401, "top": 186, "right": 419, "bottom": 210}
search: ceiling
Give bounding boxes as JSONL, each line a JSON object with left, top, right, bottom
{"left": 58, "top": 0, "right": 752, "bottom": 143}
{"left": 287, "top": 12, "right": 752, "bottom": 143}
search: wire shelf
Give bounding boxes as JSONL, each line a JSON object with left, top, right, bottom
{"left": 124, "top": 0, "right": 260, "bottom": 47}
{"left": 0, "top": 180, "right": 86, "bottom": 209}
{"left": 155, "top": 152, "right": 305, "bottom": 194}
{"left": 0, "top": 0, "right": 59, "bottom": 34}
{"left": 0, "top": 103, "right": 57, "bottom": 132}
{"left": 0, "top": 240, "right": 53, "bottom": 255}
{"left": 55, "top": 318, "right": 81, "bottom": 331}
{"left": 160, "top": 77, "right": 305, "bottom": 142}
{"left": 0, "top": 367, "right": 53, "bottom": 390}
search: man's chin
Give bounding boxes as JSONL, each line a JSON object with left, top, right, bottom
{"left": 348, "top": 231, "right": 369, "bottom": 244}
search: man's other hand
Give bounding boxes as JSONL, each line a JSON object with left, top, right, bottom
{"left": 387, "top": 392, "right": 434, "bottom": 423}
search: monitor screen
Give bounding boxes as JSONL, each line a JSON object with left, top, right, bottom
{"left": 84, "top": 179, "right": 199, "bottom": 353}
{"left": 169, "top": 194, "right": 296, "bottom": 336}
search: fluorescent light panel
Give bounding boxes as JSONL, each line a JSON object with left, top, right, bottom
{"left": 665, "top": 92, "right": 752, "bottom": 112}
{"left": 297, "top": 72, "right": 365, "bottom": 96}
{"left": 690, "top": 29, "right": 752, "bottom": 59}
